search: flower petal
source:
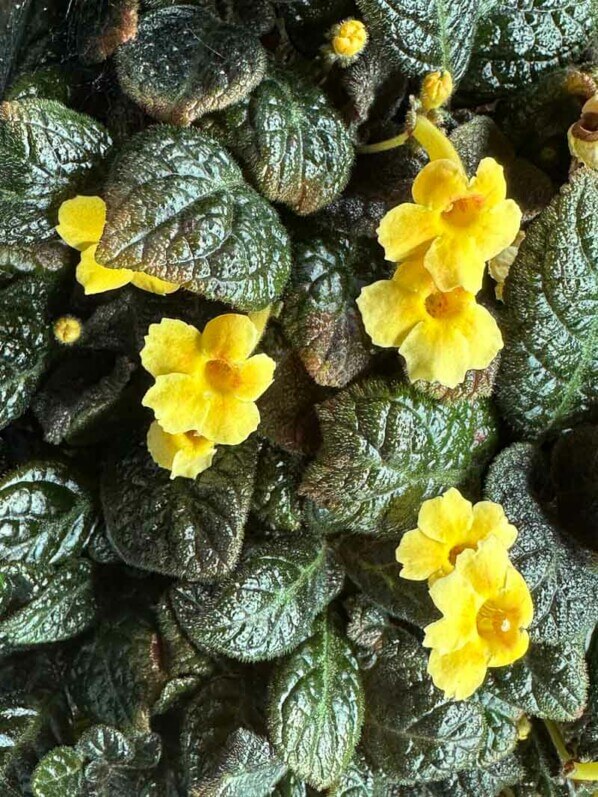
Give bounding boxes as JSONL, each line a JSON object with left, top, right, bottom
{"left": 198, "top": 394, "right": 260, "bottom": 445}
{"left": 470, "top": 501, "right": 517, "bottom": 550}
{"left": 452, "top": 302, "right": 503, "bottom": 371}
{"left": 395, "top": 529, "right": 448, "bottom": 581}
{"left": 425, "top": 570, "right": 482, "bottom": 652}
{"left": 131, "top": 272, "right": 179, "bottom": 295}
{"left": 454, "top": 536, "right": 512, "bottom": 599}
{"left": 424, "top": 233, "right": 486, "bottom": 294}
{"left": 201, "top": 314, "right": 259, "bottom": 362}
{"left": 377, "top": 204, "right": 440, "bottom": 263}
{"left": 56, "top": 195, "right": 106, "bottom": 250}
{"left": 147, "top": 421, "right": 216, "bottom": 479}
{"left": 412, "top": 159, "right": 468, "bottom": 209}
{"left": 357, "top": 277, "right": 425, "bottom": 348}
{"left": 234, "top": 354, "right": 276, "bottom": 401}
{"left": 399, "top": 320, "right": 471, "bottom": 388}
{"left": 473, "top": 200, "right": 522, "bottom": 262}
{"left": 141, "top": 318, "right": 204, "bottom": 378}
{"left": 486, "top": 629, "right": 530, "bottom": 668}
{"left": 417, "top": 488, "right": 474, "bottom": 544}
{"left": 142, "top": 373, "right": 207, "bottom": 435}
{"left": 76, "top": 245, "right": 132, "bottom": 295}
{"left": 469, "top": 158, "right": 507, "bottom": 207}
{"left": 427, "top": 641, "right": 489, "bottom": 700}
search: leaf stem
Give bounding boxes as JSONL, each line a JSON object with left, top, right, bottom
{"left": 544, "top": 719, "right": 598, "bottom": 782}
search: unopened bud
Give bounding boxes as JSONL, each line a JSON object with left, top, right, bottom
{"left": 53, "top": 315, "right": 82, "bottom": 345}
{"left": 420, "top": 70, "right": 453, "bottom": 112}
{"left": 325, "top": 19, "right": 368, "bottom": 66}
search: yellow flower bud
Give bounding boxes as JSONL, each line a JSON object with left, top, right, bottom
{"left": 53, "top": 315, "right": 82, "bottom": 345}
{"left": 328, "top": 19, "right": 368, "bottom": 65}
{"left": 516, "top": 715, "right": 532, "bottom": 741}
{"left": 568, "top": 94, "right": 598, "bottom": 169}
{"left": 564, "top": 70, "right": 597, "bottom": 100}
{"left": 420, "top": 70, "right": 453, "bottom": 112}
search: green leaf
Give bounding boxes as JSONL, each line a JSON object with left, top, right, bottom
{"left": 301, "top": 380, "right": 498, "bottom": 536}
{"left": 328, "top": 751, "right": 376, "bottom": 797}
{"left": 32, "top": 747, "right": 85, "bottom": 797}
{"left": 0, "top": 98, "right": 111, "bottom": 244}
{"left": 281, "top": 234, "right": 385, "bottom": 387}
{"left": 489, "top": 641, "right": 588, "bottom": 722}
{"left": 462, "top": 0, "right": 593, "bottom": 98}
{"left": 170, "top": 536, "right": 344, "bottom": 662}
{"left": 196, "top": 728, "right": 286, "bottom": 797}
{"left": 0, "top": 241, "right": 70, "bottom": 279}
{"left": 497, "top": 170, "right": 598, "bottom": 437}
{"left": 475, "top": 690, "right": 521, "bottom": 767}
{"left": 514, "top": 723, "right": 575, "bottom": 797}
{"left": 271, "top": 771, "right": 306, "bottom": 797}
{"left": 208, "top": 70, "right": 353, "bottom": 215}
{"left": 0, "top": 275, "right": 53, "bottom": 431}
{"left": 69, "top": 614, "right": 165, "bottom": 732}
{"left": 356, "top": 0, "right": 479, "bottom": 80}
{"left": 67, "top": 0, "right": 139, "bottom": 64}
{"left": 362, "top": 628, "right": 486, "bottom": 781}
{"left": 0, "top": 692, "right": 44, "bottom": 791}
{"left": 336, "top": 537, "right": 437, "bottom": 628}
{"left": 251, "top": 445, "right": 305, "bottom": 534}
{"left": 95, "top": 126, "right": 291, "bottom": 311}
{"left": 485, "top": 444, "right": 598, "bottom": 645}
{"left": 268, "top": 614, "right": 364, "bottom": 789}
{"left": 0, "top": 559, "right": 97, "bottom": 653}
{"left": 423, "top": 755, "right": 523, "bottom": 797}
{"left": 116, "top": 5, "right": 266, "bottom": 125}
{"left": 102, "top": 436, "right": 259, "bottom": 582}
{"left": 570, "top": 627, "right": 598, "bottom": 760}
{"left": 0, "top": 461, "right": 95, "bottom": 566}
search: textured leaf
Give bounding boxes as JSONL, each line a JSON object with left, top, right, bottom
{"left": 0, "top": 242, "right": 70, "bottom": 279}
{"left": 69, "top": 615, "right": 164, "bottom": 732}
{"left": 196, "top": 728, "right": 285, "bottom": 797}
{"left": 116, "top": 5, "right": 266, "bottom": 125}
{"left": 568, "top": 627, "right": 598, "bottom": 761}
{"left": 301, "top": 380, "right": 498, "bottom": 536}
{"left": 209, "top": 70, "right": 353, "bottom": 215}
{"left": 281, "top": 234, "right": 385, "bottom": 387}
{"left": 423, "top": 755, "right": 523, "bottom": 797}
{"left": 485, "top": 444, "right": 598, "bottom": 645}
{"left": 0, "top": 461, "right": 95, "bottom": 566}
{"left": 251, "top": 445, "right": 305, "bottom": 534}
{"left": 489, "top": 641, "right": 588, "bottom": 722}
{"left": 361, "top": 628, "right": 486, "bottom": 781}
{"left": 0, "top": 99, "right": 111, "bottom": 244}
{"left": 170, "top": 536, "right": 344, "bottom": 662}
{"left": 102, "top": 436, "right": 258, "bottom": 582}
{"left": 67, "top": 0, "right": 139, "bottom": 64}
{"left": 356, "top": 0, "right": 479, "bottom": 80}
{"left": 0, "top": 276, "right": 53, "bottom": 431}
{"left": 271, "top": 772, "right": 307, "bottom": 797}
{"left": 95, "top": 126, "right": 291, "bottom": 311}
{"left": 0, "top": 559, "right": 97, "bottom": 652}
{"left": 497, "top": 170, "right": 598, "bottom": 438}
{"left": 475, "top": 690, "right": 521, "bottom": 767}
{"left": 268, "top": 614, "right": 364, "bottom": 789}
{"left": 0, "top": 692, "right": 43, "bottom": 790}
{"left": 32, "top": 747, "right": 85, "bottom": 797}
{"left": 514, "top": 723, "right": 576, "bottom": 797}
{"left": 328, "top": 751, "right": 376, "bottom": 797}
{"left": 463, "top": 0, "right": 593, "bottom": 98}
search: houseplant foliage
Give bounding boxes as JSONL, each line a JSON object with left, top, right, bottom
{"left": 0, "top": 0, "right": 597, "bottom": 795}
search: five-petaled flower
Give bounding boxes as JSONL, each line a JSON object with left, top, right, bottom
{"left": 377, "top": 157, "right": 521, "bottom": 294}
{"left": 396, "top": 488, "right": 517, "bottom": 583}
{"left": 147, "top": 421, "right": 216, "bottom": 480}
{"left": 423, "top": 535, "right": 533, "bottom": 700}
{"left": 56, "top": 195, "right": 179, "bottom": 296}
{"left": 356, "top": 257, "right": 503, "bottom": 387}
{"left": 141, "top": 314, "right": 276, "bottom": 446}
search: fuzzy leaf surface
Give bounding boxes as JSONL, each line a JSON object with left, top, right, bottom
{"left": 32, "top": 747, "right": 85, "bottom": 797}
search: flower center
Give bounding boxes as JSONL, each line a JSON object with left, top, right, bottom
{"left": 204, "top": 359, "right": 240, "bottom": 394}
{"left": 476, "top": 600, "right": 516, "bottom": 642}
{"left": 424, "top": 288, "right": 469, "bottom": 320}
{"left": 448, "top": 542, "right": 474, "bottom": 566}
{"left": 442, "top": 194, "right": 484, "bottom": 227}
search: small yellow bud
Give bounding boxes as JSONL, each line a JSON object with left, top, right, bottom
{"left": 328, "top": 19, "right": 368, "bottom": 65}
{"left": 489, "top": 231, "right": 525, "bottom": 302}
{"left": 420, "top": 70, "right": 454, "bottom": 112}
{"left": 568, "top": 93, "right": 598, "bottom": 169}
{"left": 53, "top": 315, "right": 82, "bottom": 345}
{"left": 516, "top": 715, "right": 532, "bottom": 741}
{"left": 564, "top": 70, "right": 597, "bottom": 100}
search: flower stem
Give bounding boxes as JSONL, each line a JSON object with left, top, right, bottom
{"left": 357, "top": 114, "right": 463, "bottom": 167}
{"left": 357, "top": 131, "right": 409, "bottom": 154}
{"left": 544, "top": 719, "right": 598, "bottom": 782}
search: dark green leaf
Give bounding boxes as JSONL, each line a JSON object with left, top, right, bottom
{"left": 0, "top": 461, "right": 95, "bottom": 566}
{"left": 424, "top": 754, "right": 523, "bottom": 797}
{"left": 196, "top": 728, "right": 285, "bottom": 797}
{"left": 32, "top": 747, "right": 85, "bottom": 797}
{"left": 271, "top": 771, "right": 306, "bottom": 797}
{"left": 0, "top": 275, "right": 53, "bottom": 431}
{"left": 0, "top": 98, "right": 111, "bottom": 244}
{"left": 281, "top": 234, "right": 385, "bottom": 387}
{"left": 67, "top": 0, "right": 139, "bottom": 64}
{"left": 361, "top": 628, "right": 486, "bottom": 781}
{"left": 268, "top": 614, "right": 364, "bottom": 789}
{"left": 116, "top": 5, "right": 266, "bottom": 125}
{"left": 209, "top": 70, "right": 353, "bottom": 215}
{"left": 301, "top": 380, "right": 498, "bottom": 536}
{"left": 96, "top": 126, "right": 291, "bottom": 311}
{"left": 485, "top": 444, "right": 598, "bottom": 645}
{"left": 497, "top": 170, "right": 598, "bottom": 437}
{"left": 328, "top": 751, "right": 376, "bottom": 797}
{"left": 568, "top": 627, "right": 598, "bottom": 761}
{"left": 0, "top": 242, "right": 70, "bottom": 279}
{"left": 251, "top": 445, "right": 305, "bottom": 534}
{"left": 0, "top": 692, "right": 44, "bottom": 792}
{"left": 102, "top": 436, "right": 259, "bottom": 582}
{"left": 514, "top": 723, "right": 573, "bottom": 797}
{"left": 462, "top": 0, "right": 593, "bottom": 98}
{"left": 356, "top": 0, "right": 479, "bottom": 80}
{"left": 475, "top": 689, "right": 521, "bottom": 767}
{"left": 170, "top": 536, "right": 344, "bottom": 661}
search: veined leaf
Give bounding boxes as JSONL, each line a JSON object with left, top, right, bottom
{"left": 268, "top": 614, "right": 364, "bottom": 789}
{"left": 251, "top": 445, "right": 305, "bottom": 534}
{"left": 301, "top": 380, "right": 498, "bottom": 536}
{"left": 0, "top": 242, "right": 70, "bottom": 279}
{"left": 32, "top": 747, "right": 85, "bottom": 797}
{"left": 96, "top": 126, "right": 291, "bottom": 311}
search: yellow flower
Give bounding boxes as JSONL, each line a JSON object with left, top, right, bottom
{"left": 420, "top": 71, "right": 453, "bottom": 112}
{"left": 329, "top": 18, "right": 368, "bottom": 62}
{"left": 423, "top": 536, "right": 533, "bottom": 700}
{"left": 356, "top": 257, "right": 503, "bottom": 387}
{"left": 568, "top": 94, "right": 598, "bottom": 169}
{"left": 147, "top": 421, "right": 216, "bottom": 480}
{"left": 377, "top": 158, "right": 522, "bottom": 294}
{"left": 141, "top": 314, "right": 276, "bottom": 446}
{"left": 53, "top": 315, "right": 82, "bottom": 345}
{"left": 56, "top": 195, "right": 179, "bottom": 296}
{"left": 396, "top": 488, "right": 517, "bottom": 583}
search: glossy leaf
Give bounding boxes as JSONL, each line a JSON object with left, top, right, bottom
{"left": 251, "top": 445, "right": 305, "bottom": 534}
{"left": 32, "top": 747, "right": 85, "bottom": 797}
